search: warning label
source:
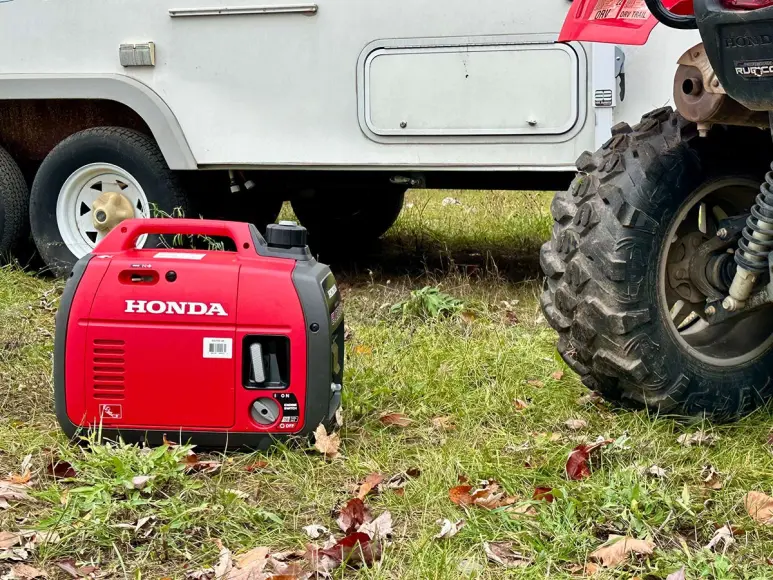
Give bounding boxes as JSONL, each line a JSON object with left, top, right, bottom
{"left": 591, "top": 0, "right": 650, "bottom": 20}
{"left": 619, "top": 0, "right": 650, "bottom": 20}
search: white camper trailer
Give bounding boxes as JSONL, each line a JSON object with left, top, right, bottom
{"left": 0, "top": 0, "right": 698, "bottom": 274}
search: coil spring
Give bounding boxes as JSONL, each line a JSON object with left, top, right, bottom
{"left": 736, "top": 163, "right": 773, "bottom": 274}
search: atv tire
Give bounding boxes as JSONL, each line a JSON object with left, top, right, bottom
{"left": 540, "top": 107, "right": 773, "bottom": 422}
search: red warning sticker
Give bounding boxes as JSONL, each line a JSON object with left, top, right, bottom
{"left": 591, "top": 0, "right": 650, "bottom": 20}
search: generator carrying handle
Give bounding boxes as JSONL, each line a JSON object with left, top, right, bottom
{"left": 96, "top": 218, "right": 255, "bottom": 254}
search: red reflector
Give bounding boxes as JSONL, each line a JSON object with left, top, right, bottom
{"left": 721, "top": 0, "right": 773, "bottom": 9}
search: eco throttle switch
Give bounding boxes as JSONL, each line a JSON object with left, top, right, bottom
{"left": 54, "top": 218, "right": 344, "bottom": 448}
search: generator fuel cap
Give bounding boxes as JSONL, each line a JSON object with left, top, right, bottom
{"left": 251, "top": 398, "right": 281, "bottom": 425}
{"left": 265, "top": 221, "right": 307, "bottom": 249}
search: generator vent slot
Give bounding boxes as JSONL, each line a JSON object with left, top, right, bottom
{"left": 91, "top": 339, "right": 125, "bottom": 399}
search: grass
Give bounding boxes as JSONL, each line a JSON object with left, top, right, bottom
{"left": 1, "top": 189, "right": 773, "bottom": 578}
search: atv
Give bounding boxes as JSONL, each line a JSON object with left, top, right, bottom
{"left": 541, "top": 0, "right": 773, "bottom": 421}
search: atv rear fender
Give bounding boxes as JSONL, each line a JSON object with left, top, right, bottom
{"left": 560, "top": 0, "right": 694, "bottom": 45}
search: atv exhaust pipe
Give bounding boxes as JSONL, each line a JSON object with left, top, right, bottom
{"left": 673, "top": 44, "right": 769, "bottom": 135}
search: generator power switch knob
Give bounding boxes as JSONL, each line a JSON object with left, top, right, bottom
{"left": 265, "top": 221, "right": 308, "bottom": 249}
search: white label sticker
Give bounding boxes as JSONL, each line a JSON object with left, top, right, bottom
{"left": 153, "top": 252, "right": 206, "bottom": 261}
{"left": 203, "top": 337, "right": 233, "bottom": 359}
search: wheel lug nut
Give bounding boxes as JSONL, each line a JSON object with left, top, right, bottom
{"left": 717, "top": 228, "right": 728, "bottom": 240}
{"left": 676, "top": 269, "right": 687, "bottom": 280}
{"left": 705, "top": 305, "right": 716, "bottom": 316}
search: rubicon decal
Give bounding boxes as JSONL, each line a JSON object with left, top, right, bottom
{"left": 735, "top": 60, "right": 773, "bottom": 80}
{"left": 125, "top": 300, "right": 229, "bottom": 316}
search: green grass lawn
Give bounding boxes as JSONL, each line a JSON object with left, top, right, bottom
{"left": 2, "top": 189, "right": 773, "bottom": 579}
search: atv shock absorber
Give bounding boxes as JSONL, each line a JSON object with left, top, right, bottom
{"left": 724, "top": 164, "right": 773, "bottom": 311}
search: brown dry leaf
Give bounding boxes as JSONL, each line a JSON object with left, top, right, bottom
{"left": 385, "top": 468, "right": 420, "bottom": 491}
{"left": 431, "top": 416, "right": 456, "bottom": 431}
{"left": 566, "top": 439, "right": 613, "bottom": 481}
{"left": 677, "top": 431, "right": 717, "bottom": 447}
{"left": 319, "top": 532, "right": 381, "bottom": 568}
{"left": 578, "top": 392, "right": 602, "bottom": 405}
{"left": 513, "top": 399, "right": 529, "bottom": 411}
{"left": 336, "top": 498, "right": 372, "bottom": 534}
{"left": 484, "top": 542, "right": 531, "bottom": 568}
{"left": 589, "top": 535, "right": 654, "bottom": 568}
{"left": 46, "top": 459, "right": 76, "bottom": 479}
{"left": 449, "top": 485, "right": 473, "bottom": 507}
{"left": 460, "top": 311, "right": 476, "bottom": 324}
{"left": 379, "top": 413, "right": 412, "bottom": 428}
{"left": 507, "top": 503, "right": 537, "bottom": 517}
{"left": 666, "top": 567, "right": 686, "bottom": 580}
{"left": 745, "top": 491, "right": 773, "bottom": 524}
{"left": 647, "top": 465, "right": 667, "bottom": 479}
{"left": 434, "top": 519, "right": 465, "bottom": 539}
{"left": 0, "top": 532, "right": 22, "bottom": 550}
{"left": 354, "top": 345, "right": 372, "bottom": 355}
{"left": 184, "top": 457, "right": 222, "bottom": 475}
{"left": 551, "top": 370, "right": 565, "bottom": 381}
{"left": 706, "top": 525, "right": 735, "bottom": 551}
{"left": 212, "top": 541, "right": 233, "bottom": 579}
{"left": 526, "top": 379, "right": 544, "bottom": 389}
{"left": 130, "top": 475, "right": 151, "bottom": 490}
{"left": 584, "top": 563, "right": 600, "bottom": 575}
{"left": 8, "top": 563, "right": 47, "bottom": 579}
{"left": 533, "top": 487, "right": 554, "bottom": 503}
{"left": 227, "top": 546, "right": 270, "bottom": 580}
{"left": 356, "top": 474, "right": 384, "bottom": 500}
{"left": 564, "top": 419, "right": 588, "bottom": 431}
{"left": 358, "top": 511, "right": 393, "bottom": 540}
{"left": 7, "top": 473, "right": 31, "bottom": 486}
{"left": 702, "top": 465, "right": 722, "bottom": 490}
{"left": 54, "top": 559, "right": 98, "bottom": 578}
{"left": 313, "top": 424, "right": 341, "bottom": 459}
{"left": 245, "top": 461, "right": 268, "bottom": 472}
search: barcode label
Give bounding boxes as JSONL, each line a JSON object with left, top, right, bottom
{"left": 203, "top": 337, "right": 233, "bottom": 359}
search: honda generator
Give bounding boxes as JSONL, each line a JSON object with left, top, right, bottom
{"left": 54, "top": 219, "right": 344, "bottom": 448}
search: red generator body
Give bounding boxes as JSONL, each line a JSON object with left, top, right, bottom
{"left": 55, "top": 219, "right": 344, "bottom": 448}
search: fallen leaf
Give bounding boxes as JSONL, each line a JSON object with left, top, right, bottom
{"left": 184, "top": 457, "right": 222, "bottom": 475}
{"left": 647, "top": 465, "right": 667, "bottom": 479}
{"left": 431, "top": 416, "right": 455, "bottom": 431}
{"left": 245, "top": 461, "right": 268, "bottom": 472}
{"left": 0, "top": 533, "right": 21, "bottom": 550}
{"left": 434, "top": 519, "right": 465, "bottom": 539}
{"left": 449, "top": 485, "right": 473, "bottom": 507}
{"left": 54, "top": 559, "right": 97, "bottom": 578}
{"left": 513, "top": 399, "right": 529, "bottom": 411}
{"left": 504, "top": 310, "right": 519, "bottom": 326}
{"left": 46, "top": 459, "right": 76, "bottom": 479}
{"left": 484, "top": 542, "right": 531, "bottom": 568}
{"left": 354, "top": 345, "right": 372, "bottom": 355}
{"left": 590, "top": 535, "right": 654, "bottom": 568}
{"left": 228, "top": 546, "right": 270, "bottom": 580}
{"left": 533, "top": 487, "right": 554, "bottom": 503}
{"left": 526, "top": 379, "right": 544, "bottom": 389}
{"left": 506, "top": 503, "right": 537, "bottom": 517}
{"left": 460, "top": 311, "right": 476, "bottom": 324}
{"left": 379, "top": 413, "right": 412, "bottom": 427}
{"left": 584, "top": 563, "right": 600, "bottom": 575}
{"left": 441, "top": 197, "right": 461, "bottom": 206}
{"left": 564, "top": 419, "right": 587, "bottom": 431}
{"left": 356, "top": 474, "right": 384, "bottom": 500}
{"left": 677, "top": 431, "right": 717, "bottom": 447}
{"left": 130, "top": 475, "right": 151, "bottom": 490}
{"left": 358, "top": 511, "right": 392, "bottom": 540}
{"left": 213, "top": 541, "right": 233, "bottom": 579}
{"left": 702, "top": 465, "right": 722, "bottom": 490}
{"left": 551, "top": 370, "right": 565, "bottom": 381}
{"left": 666, "top": 567, "right": 686, "bottom": 580}
{"left": 385, "top": 469, "right": 420, "bottom": 491}
{"left": 705, "top": 525, "right": 735, "bottom": 551}
{"left": 566, "top": 439, "right": 613, "bottom": 481}
{"left": 303, "top": 525, "right": 329, "bottom": 540}
{"left": 336, "top": 498, "right": 372, "bottom": 534}
{"left": 8, "top": 564, "right": 47, "bottom": 579}
{"left": 313, "top": 424, "right": 341, "bottom": 459}
{"left": 319, "top": 532, "right": 380, "bottom": 567}
{"left": 162, "top": 434, "right": 178, "bottom": 447}
{"left": 335, "top": 408, "right": 344, "bottom": 428}
{"left": 0, "top": 499, "right": 8, "bottom": 510}
{"left": 578, "top": 392, "right": 603, "bottom": 405}
{"left": 7, "top": 473, "right": 31, "bottom": 486}
{"left": 745, "top": 491, "right": 773, "bottom": 524}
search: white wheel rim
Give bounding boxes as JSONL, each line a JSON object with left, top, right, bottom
{"left": 55, "top": 163, "right": 150, "bottom": 258}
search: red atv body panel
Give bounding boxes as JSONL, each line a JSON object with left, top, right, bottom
{"left": 559, "top": 0, "right": 694, "bottom": 44}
